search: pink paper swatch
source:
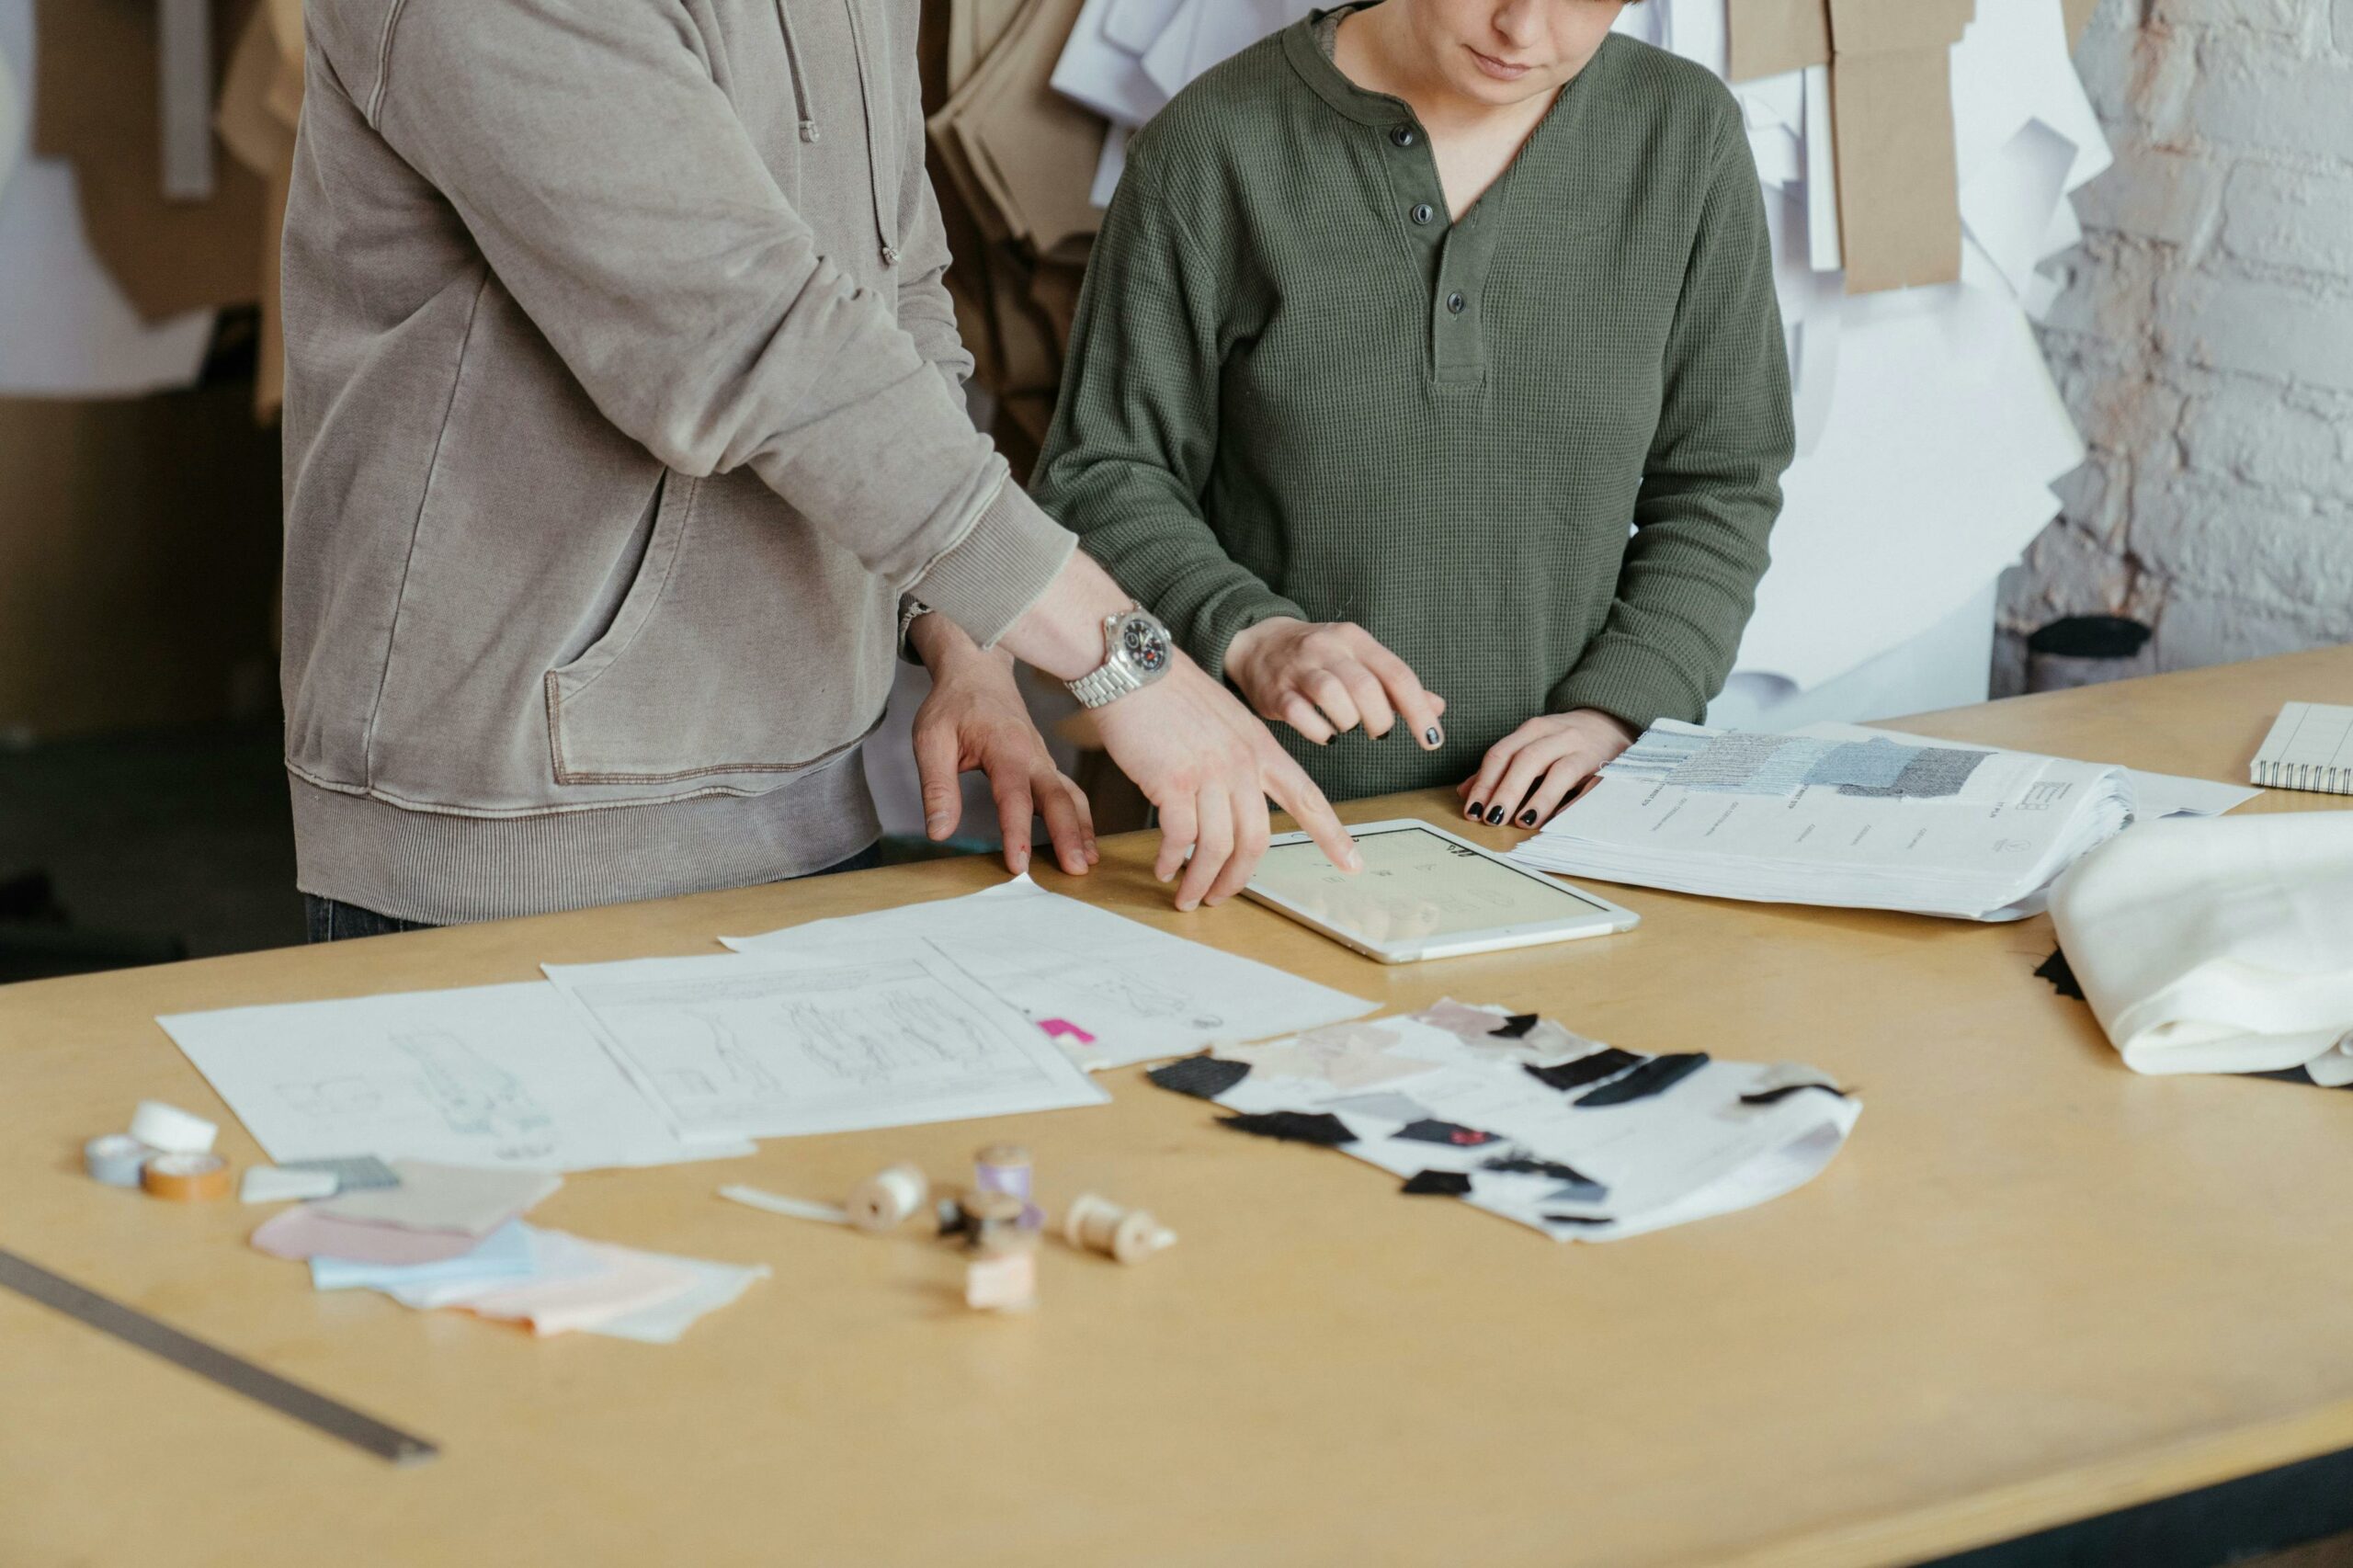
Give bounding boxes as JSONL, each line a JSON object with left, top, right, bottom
{"left": 251, "top": 1207, "right": 487, "bottom": 1267}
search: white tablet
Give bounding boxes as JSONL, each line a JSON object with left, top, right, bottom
{"left": 1245, "top": 819, "right": 1640, "bottom": 963}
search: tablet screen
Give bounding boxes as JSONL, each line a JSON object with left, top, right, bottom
{"left": 1252, "top": 824, "right": 1620, "bottom": 946}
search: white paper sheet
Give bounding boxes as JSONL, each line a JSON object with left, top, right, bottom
{"left": 1737, "top": 280, "right": 2084, "bottom": 692}
{"left": 1961, "top": 119, "right": 2076, "bottom": 305}
{"left": 543, "top": 946, "right": 1111, "bottom": 1142}
{"left": 158, "top": 983, "right": 747, "bottom": 1171}
{"left": 1051, "top": 0, "right": 1170, "bottom": 126}
{"left": 1091, "top": 122, "right": 1129, "bottom": 210}
{"left": 722, "top": 875, "right": 1375, "bottom": 1070}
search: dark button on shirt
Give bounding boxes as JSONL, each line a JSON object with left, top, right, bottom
{"left": 1389, "top": 124, "right": 1415, "bottom": 147}
{"left": 1410, "top": 202, "right": 1434, "bottom": 224}
{"left": 1446, "top": 291, "right": 1466, "bottom": 313}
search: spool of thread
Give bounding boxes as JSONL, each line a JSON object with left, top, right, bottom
{"left": 142, "top": 1152, "right": 232, "bottom": 1202}
{"left": 847, "top": 1164, "right": 928, "bottom": 1233}
{"left": 973, "top": 1142, "right": 1043, "bottom": 1229}
{"left": 85, "top": 1134, "right": 153, "bottom": 1188}
{"left": 960, "top": 1189, "right": 1025, "bottom": 1253}
{"left": 1063, "top": 1192, "right": 1176, "bottom": 1266}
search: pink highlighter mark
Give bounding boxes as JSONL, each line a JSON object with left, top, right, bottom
{"left": 1038, "top": 1017, "right": 1097, "bottom": 1045}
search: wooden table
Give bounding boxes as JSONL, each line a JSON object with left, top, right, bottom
{"left": 5, "top": 647, "right": 2351, "bottom": 1567}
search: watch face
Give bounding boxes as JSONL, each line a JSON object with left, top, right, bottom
{"left": 1117, "top": 612, "right": 1172, "bottom": 676}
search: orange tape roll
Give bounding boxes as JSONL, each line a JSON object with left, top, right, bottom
{"left": 142, "top": 1152, "right": 232, "bottom": 1202}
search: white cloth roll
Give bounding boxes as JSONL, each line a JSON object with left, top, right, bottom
{"left": 2049, "top": 812, "right": 2353, "bottom": 1077}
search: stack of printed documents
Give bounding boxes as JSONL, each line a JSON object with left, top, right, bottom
{"left": 1151, "top": 1002, "right": 1859, "bottom": 1243}
{"left": 1509, "top": 722, "right": 2138, "bottom": 922}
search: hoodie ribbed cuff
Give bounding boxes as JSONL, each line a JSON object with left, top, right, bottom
{"left": 911, "top": 481, "right": 1076, "bottom": 650}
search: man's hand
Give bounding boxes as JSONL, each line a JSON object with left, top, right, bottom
{"left": 1091, "top": 653, "right": 1362, "bottom": 911}
{"left": 1458, "top": 710, "right": 1641, "bottom": 829}
{"left": 994, "top": 547, "right": 1360, "bottom": 904}
{"left": 1225, "top": 617, "right": 1446, "bottom": 748}
{"left": 910, "top": 613, "right": 1097, "bottom": 877}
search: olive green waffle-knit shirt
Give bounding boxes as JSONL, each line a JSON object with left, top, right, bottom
{"left": 1031, "top": 16, "right": 1794, "bottom": 802}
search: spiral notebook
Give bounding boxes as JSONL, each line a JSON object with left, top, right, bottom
{"left": 2251, "top": 702, "right": 2353, "bottom": 794}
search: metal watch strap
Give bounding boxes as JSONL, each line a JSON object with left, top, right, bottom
{"left": 1068, "top": 658, "right": 1142, "bottom": 709}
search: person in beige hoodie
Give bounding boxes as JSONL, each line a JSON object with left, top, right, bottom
{"left": 281, "top": 0, "right": 1356, "bottom": 938}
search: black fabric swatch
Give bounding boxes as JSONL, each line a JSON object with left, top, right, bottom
{"left": 1492, "top": 1013, "right": 1541, "bottom": 1040}
{"left": 1401, "top": 1169, "right": 1472, "bottom": 1196}
{"left": 1574, "top": 1052, "right": 1710, "bottom": 1108}
{"left": 2035, "top": 948, "right": 2085, "bottom": 1001}
{"left": 1393, "top": 1118, "right": 1501, "bottom": 1147}
{"left": 1482, "top": 1153, "right": 1604, "bottom": 1194}
{"left": 1738, "top": 1082, "right": 1850, "bottom": 1107}
{"left": 1526, "top": 1049, "right": 1644, "bottom": 1092}
{"left": 1148, "top": 1054, "right": 1253, "bottom": 1100}
{"left": 1219, "top": 1110, "right": 1357, "bottom": 1145}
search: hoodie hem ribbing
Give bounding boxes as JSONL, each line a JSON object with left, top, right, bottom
{"left": 289, "top": 753, "right": 880, "bottom": 926}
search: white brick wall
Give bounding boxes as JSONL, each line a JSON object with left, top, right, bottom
{"left": 1999, "top": 0, "right": 2353, "bottom": 687}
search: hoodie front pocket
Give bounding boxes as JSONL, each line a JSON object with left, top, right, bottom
{"left": 542, "top": 468, "right": 887, "bottom": 787}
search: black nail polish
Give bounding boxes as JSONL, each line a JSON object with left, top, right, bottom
{"left": 1519, "top": 811, "right": 1538, "bottom": 826}
{"left": 1425, "top": 727, "right": 1441, "bottom": 746}
{"left": 1486, "top": 806, "right": 1506, "bottom": 825}
{"left": 1467, "top": 801, "right": 1483, "bottom": 819}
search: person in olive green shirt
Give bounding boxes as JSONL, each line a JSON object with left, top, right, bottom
{"left": 1032, "top": 0, "right": 1794, "bottom": 830}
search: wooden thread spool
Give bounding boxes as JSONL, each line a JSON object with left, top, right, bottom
{"left": 973, "top": 1142, "right": 1042, "bottom": 1229}
{"left": 960, "top": 1188, "right": 1025, "bottom": 1253}
{"left": 847, "top": 1164, "right": 928, "bottom": 1233}
{"left": 1062, "top": 1191, "right": 1176, "bottom": 1266}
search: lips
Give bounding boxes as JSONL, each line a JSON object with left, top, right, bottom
{"left": 1468, "top": 47, "right": 1533, "bottom": 81}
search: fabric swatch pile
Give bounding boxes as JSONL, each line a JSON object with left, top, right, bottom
{"left": 1510, "top": 721, "right": 2136, "bottom": 921}
{"left": 249, "top": 1159, "right": 766, "bottom": 1343}
{"left": 1150, "top": 1002, "right": 1859, "bottom": 1242}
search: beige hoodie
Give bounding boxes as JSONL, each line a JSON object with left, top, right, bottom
{"left": 281, "top": 0, "right": 1073, "bottom": 923}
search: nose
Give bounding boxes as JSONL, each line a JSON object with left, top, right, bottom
{"left": 1490, "top": 0, "right": 1544, "bottom": 47}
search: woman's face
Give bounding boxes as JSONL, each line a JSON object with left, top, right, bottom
{"left": 1401, "top": 0, "right": 1627, "bottom": 107}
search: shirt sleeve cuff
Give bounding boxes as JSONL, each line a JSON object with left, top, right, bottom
{"left": 1188, "top": 585, "right": 1312, "bottom": 686}
{"left": 909, "top": 481, "right": 1076, "bottom": 651}
{"left": 1548, "top": 647, "right": 1709, "bottom": 736}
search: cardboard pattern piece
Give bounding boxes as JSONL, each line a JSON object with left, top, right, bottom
{"left": 33, "top": 0, "right": 266, "bottom": 322}
{"left": 1727, "top": 0, "right": 1976, "bottom": 296}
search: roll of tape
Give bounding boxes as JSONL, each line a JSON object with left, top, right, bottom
{"left": 129, "top": 1100, "right": 218, "bottom": 1156}
{"left": 85, "top": 1134, "right": 153, "bottom": 1188}
{"left": 142, "top": 1152, "right": 232, "bottom": 1202}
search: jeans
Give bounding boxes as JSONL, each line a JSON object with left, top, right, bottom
{"left": 301, "top": 841, "right": 885, "bottom": 943}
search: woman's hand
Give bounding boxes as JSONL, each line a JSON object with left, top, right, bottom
{"left": 910, "top": 613, "right": 1097, "bottom": 878}
{"left": 1459, "top": 710, "right": 1641, "bottom": 829}
{"left": 1225, "top": 617, "right": 1446, "bottom": 749}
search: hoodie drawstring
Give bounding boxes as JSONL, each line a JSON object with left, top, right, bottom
{"left": 771, "top": 0, "right": 819, "bottom": 143}
{"left": 837, "top": 0, "right": 901, "bottom": 267}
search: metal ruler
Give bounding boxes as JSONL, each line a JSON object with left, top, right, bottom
{"left": 0, "top": 1247, "right": 438, "bottom": 1466}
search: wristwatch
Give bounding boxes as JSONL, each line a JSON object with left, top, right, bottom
{"left": 1065, "top": 606, "right": 1174, "bottom": 709}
